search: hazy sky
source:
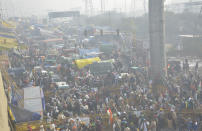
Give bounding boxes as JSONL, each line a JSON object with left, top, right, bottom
{"left": 1, "top": 0, "right": 190, "bottom": 17}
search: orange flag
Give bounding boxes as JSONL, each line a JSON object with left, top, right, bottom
{"left": 108, "top": 108, "right": 113, "bottom": 125}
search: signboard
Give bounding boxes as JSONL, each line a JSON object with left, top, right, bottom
{"left": 48, "top": 11, "right": 80, "bottom": 19}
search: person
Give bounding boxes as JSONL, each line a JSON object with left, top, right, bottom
{"left": 192, "top": 121, "right": 198, "bottom": 131}
{"left": 185, "top": 59, "right": 189, "bottom": 72}
{"left": 140, "top": 119, "right": 149, "bottom": 131}
{"left": 40, "top": 125, "right": 45, "bottom": 131}
{"left": 96, "top": 120, "right": 102, "bottom": 131}
{"left": 124, "top": 127, "right": 130, "bottom": 131}
{"left": 195, "top": 62, "right": 199, "bottom": 76}
{"left": 150, "top": 119, "right": 156, "bottom": 131}
{"left": 27, "top": 125, "right": 32, "bottom": 131}
{"left": 187, "top": 118, "right": 192, "bottom": 131}
{"left": 50, "top": 123, "right": 56, "bottom": 131}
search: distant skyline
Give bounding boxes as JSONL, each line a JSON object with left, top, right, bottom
{"left": 0, "top": 0, "right": 196, "bottom": 17}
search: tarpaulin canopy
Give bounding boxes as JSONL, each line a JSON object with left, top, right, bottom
{"left": 75, "top": 57, "right": 101, "bottom": 69}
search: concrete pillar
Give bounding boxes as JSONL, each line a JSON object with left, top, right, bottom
{"left": 149, "top": 0, "right": 166, "bottom": 89}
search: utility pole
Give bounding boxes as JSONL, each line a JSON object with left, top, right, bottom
{"left": 100, "top": 0, "right": 105, "bottom": 13}
{"left": 149, "top": 0, "right": 166, "bottom": 96}
{"left": 84, "top": 0, "right": 93, "bottom": 16}
{"left": 133, "top": 0, "right": 136, "bottom": 14}
{"left": 89, "top": 0, "right": 93, "bottom": 16}
{"left": 130, "top": 0, "right": 136, "bottom": 16}
{"left": 144, "top": 0, "right": 146, "bottom": 14}
{"left": 125, "top": 0, "right": 127, "bottom": 13}
{"left": 101, "top": 0, "right": 103, "bottom": 13}
{"left": 85, "top": 0, "right": 88, "bottom": 15}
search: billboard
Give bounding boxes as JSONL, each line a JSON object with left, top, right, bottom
{"left": 48, "top": 11, "right": 80, "bottom": 18}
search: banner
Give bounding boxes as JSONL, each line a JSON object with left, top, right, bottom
{"left": 75, "top": 57, "right": 101, "bottom": 69}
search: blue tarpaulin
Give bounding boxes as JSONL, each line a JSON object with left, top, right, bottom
{"left": 9, "top": 104, "right": 41, "bottom": 123}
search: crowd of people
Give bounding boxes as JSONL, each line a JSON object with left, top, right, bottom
{"left": 5, "top": 23, "right": 202, "bottom": 131}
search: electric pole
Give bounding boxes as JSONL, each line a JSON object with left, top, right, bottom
{"left": 85, "top": 0, "right": 88, "bottom": 15}
{"left": 84, "top": 0, "right": 93, "bottom": 16}
{"left": 125, "top": 0, "right": 127, "bottom": 13}
{"left": 101, "top": 0, "right": 103, "bottom": 13}
{"left": 144, "top": 0, "right": 146, "bottom": 14}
